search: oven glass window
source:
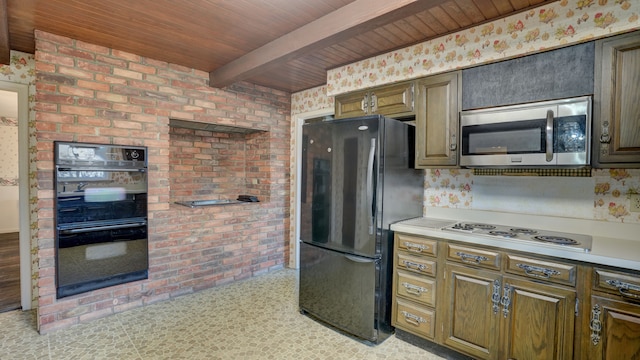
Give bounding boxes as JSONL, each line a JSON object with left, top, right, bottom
{"left": 468, "top": 128, "right": 542, "bottom": 154}
{"left": 462, "top": 119, "right": 546, "bottom": 155}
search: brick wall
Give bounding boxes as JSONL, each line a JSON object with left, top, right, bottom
{"left": 34, "top": 30, "right": 290, "bottom": 333}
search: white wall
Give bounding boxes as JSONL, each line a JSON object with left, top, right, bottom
{"left": 0, "top": 89, "right": 19, "bottom": 233}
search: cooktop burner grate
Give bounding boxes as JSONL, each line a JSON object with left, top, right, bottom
{"left": 510, "top": 228, "right": 538, "bottom": 235}
{"left": 533, "top": 235, "right": 580, "bottom": 246}
{"left": 488, "top": 231, "right": 517, "bottom": 238}
{"left": 443, "top": 221, "right": 591, "bottom": 252}
{"left": 465, "top": 223, "right": 496, "bottom": 230}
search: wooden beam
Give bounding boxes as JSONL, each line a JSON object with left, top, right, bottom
{"left": 209, "top": 0, "right": 446, "bottom": 89}
{"left": 0, "top": 0, "right": 9, "bottom": 65}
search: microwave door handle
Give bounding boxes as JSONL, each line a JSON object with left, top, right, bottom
{"left": 546, "top": 110, "right": 554, "bottom": 162}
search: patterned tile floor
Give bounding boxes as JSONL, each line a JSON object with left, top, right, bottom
{"left": 0, "top": 269, "right": 445, "bottom": 359}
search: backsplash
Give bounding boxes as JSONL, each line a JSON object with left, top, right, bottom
{"left": 424, "top": 169, "right": 640, "bottom": 224}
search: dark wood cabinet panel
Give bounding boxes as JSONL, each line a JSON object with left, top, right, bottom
{"left": 443, "top": 263, "right": 501, "bottom": 359}
{"left": 593, "top": 30, "right": 640, "bottom": 167}
{"left": 415, "top": 71, "right": 461, "bottom": 168}
{"left": 334, "top": 81, "right": 414, "bottom": 119}
{"left": 501, "top": 276, "right": 575, "bottom": 360}
{"left": 586, "top": 295, "right": 640, "bottom": 360}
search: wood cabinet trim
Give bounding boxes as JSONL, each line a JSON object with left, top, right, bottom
{"left": 593, "top": 30, "right": 640, "bottom": 168}
{"left": 397, "top": 252, "right": 437, "bottom": 277}
{"left": 395, "top": 298, "right": 436, "bottom": 339}
{"left": 396, "top": 269, "right": 437, "bottom": 306}
{"left": 505, "top": 254, "right": 577, "bottom": 287}
{"left": 446, "top": 243, "right": 501, "bottom": 270}
{"left": 396, "top": 233, "right": 438, "bottom": 257}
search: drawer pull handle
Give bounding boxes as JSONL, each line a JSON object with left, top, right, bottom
{"left": 402, "top": 260, "right": 428, "bottom": 272}
{"left": 404, "top": 241, "right": 429, "bottom": 253}
{"left": 605, "top": 279, "right": 640, "bottom": 299}
{"left": 516, "top": 263, "right": 561, "bottom": 279}
{"left": 455, "top": 251, "right": 489, "bottom": 264}
{"left": 401, "top": 282, "right": 427, "bottom": 296}
{"left": 401, "top": 311, "right": 427, "bottom": 326}
{"left": 589, "top": 304, "right": 602, "bottom": 346}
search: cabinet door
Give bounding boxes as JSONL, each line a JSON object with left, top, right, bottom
{"left": 369, "top": 81, "right": 414, "bottom": 117}
{"left": 415, "top": 71, "right": 461, "bottom": 168}
{"left": 501, "top": 276, "right": 576, "bottom": 360}
{"left": 334, "top": 90, "right": 368, "bottom": 119}
{"left": 443, "top": 263, "right": 501, "bottom": 360}
{"left": 594, "top": 31, "right": 640, "bottom": 167}
{"left": 587, "top": 295, "right": 640, "bottom": 360}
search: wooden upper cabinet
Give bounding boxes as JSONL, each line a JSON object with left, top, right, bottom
{"left": 593, "top": 30, "right": 640, "bottom": 167}
{"left": 415, "top": 71, "right": 461, "bottom": 168}
{"left": 334, "top": 89, "right": 369, "bottom": 119}
{"left": 334, "top": 81, "right": 414, "bottom": 119}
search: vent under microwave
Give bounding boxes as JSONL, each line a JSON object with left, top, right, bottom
{"left": 459, "top": 96, "right": 592, "bottom": 168}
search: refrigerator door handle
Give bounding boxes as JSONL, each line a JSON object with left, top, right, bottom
{"left": 345, "top": 254, "right": 376, "bottom": 263}
{"left": 366, "top": 138, "right": 376, "bottom": 235}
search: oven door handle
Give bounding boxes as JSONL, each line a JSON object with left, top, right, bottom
{"left": 545, "top": 110, "right": 554, "bottom": 162}
{"left": 60, "top": 221, "right": 147, "bottom": 234}
{"left": 57, "top": 167, "right": 146, "bottom": 172}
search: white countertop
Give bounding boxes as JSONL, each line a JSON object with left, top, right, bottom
{"left": 390, "top": 210, "right": 640, "bottom": 272}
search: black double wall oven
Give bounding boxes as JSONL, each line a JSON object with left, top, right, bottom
{"left": 55, "top": 142, "right": 148, "bottom": 298}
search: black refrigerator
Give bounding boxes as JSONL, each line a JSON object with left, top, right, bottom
{"left": 299, "top": 115, "right": 424, "bottom": 343}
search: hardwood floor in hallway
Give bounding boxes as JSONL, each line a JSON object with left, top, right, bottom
{"left": 0, "top": 232, "right": 20, "bottom": 312}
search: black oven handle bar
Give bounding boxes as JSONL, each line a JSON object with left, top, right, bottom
{"left": 59, "top": 221, "right": 147, "bottom": 234}
{"left": 57, "top": 167, "right": 146, "bottom": 172}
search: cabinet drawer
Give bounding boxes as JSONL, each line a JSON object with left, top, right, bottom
{"left": 446, "top": 244, "right": 501, "bottom": 270}
{"left": 395, "top": 298, "right": 435, "bottom": 339}
{"left": 506, "top": 255, "right": 576, "bottom": 287}
{"left": 397, "top": 253, "right": 436, "bottom": 277}
{"left": 593, "top": 268, "right": 640, "bottom": 300}
{"left": 396, "top": 269, "right": 436, "bottom": 306}
{"left": 396, "top": 234, "right": 437, "bottom": 257}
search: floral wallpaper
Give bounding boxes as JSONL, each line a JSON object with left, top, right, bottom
{"left": 594, "top": 169, "right": 640, "bottom": 223}
{"left": 423, "top": 168, "right": 640, "bottom": 224}
{"left": 291, "top": 85, "right": 332, "bottom": 115}
{"left": 290, "top": 0, "right": 640, "bottom": 234}
{"left": 0, "top": 51, "right": 38, "bottom": 307}
{"left": 325, "top": 0, "right": 639, "bottom": 96}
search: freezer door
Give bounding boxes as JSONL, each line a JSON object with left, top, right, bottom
{"left": 300, "top": 116, "right": 380, "bottom": 257}
{"left": 299, "top": 242, "right": 380, "bottom": 342}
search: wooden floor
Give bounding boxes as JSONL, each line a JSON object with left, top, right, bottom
{"left": 0, "top": 232, "right": 20, "bottom": 312}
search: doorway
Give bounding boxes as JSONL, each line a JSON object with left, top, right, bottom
{"left": 0, "top": 81, "right": 31, "bottom": 312}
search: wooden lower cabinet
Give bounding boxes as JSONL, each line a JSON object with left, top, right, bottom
{"left": 442, "top": 266, "right": 576, "bottom": 360}
{"left": 442, "top": 263, "right": 501, "bottom": 359}
{"left": 392, "top": 233, "right": 640, "bottom": 360}
{"left": 585, "top": 295, "right": 640, "bottom": 360}
{"left": 501, "top": 276, "right": 576, "bottom": 360}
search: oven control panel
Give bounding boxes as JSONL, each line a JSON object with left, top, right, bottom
{"left": 55, "top": 142, "right": 147, "bottom": 168}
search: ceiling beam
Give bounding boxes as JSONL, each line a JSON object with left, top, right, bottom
{"left": 0, "top": 0, "right": 9, "bottom": 64}
{"left": 209, "top": 0, "right": 445, "bottom": 89}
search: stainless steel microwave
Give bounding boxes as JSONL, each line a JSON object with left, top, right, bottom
{"left": 459, "top": 96, "right": 591, "bottom": 168}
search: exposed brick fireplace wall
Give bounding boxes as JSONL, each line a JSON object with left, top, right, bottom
{"left": 34, "top": 30, "right": 290, "bottom": 333}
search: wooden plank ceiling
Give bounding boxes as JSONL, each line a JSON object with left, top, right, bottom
{"left": 3, "top": 0, "right": 552, "bottom": 93}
